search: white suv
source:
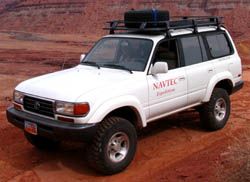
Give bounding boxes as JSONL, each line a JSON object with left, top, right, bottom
{"left": 6, "top": 10, "right": 243, "bottom": 174}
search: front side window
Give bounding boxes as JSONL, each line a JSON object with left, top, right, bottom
{"left": 154, "top": 39, "right": 178, "bottom": 70}
{"left": 205, "top": 33, "right": 231, "bottom": 58}
{"left": 180, "top": 36, "right": 203, "bottom": 66}
{"left": 83, "top": 38, "right": 153, "bottom": 71}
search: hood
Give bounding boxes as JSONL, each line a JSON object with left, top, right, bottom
{"left": 16, "top": 65, "right": 134, "bottom": 102}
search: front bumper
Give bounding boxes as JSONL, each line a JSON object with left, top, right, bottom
{"left": 6, "top": 107, "right": 98, "bottom": 142}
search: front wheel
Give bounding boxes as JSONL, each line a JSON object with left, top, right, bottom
{"left": 87, "top": 117, "right": 137, "bottom": 175}
{"left": 200, "top": 88, "right": 231, "bottom": 131}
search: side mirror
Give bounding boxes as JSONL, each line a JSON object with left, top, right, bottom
{"left": 80, "top": 54, "right": 86, "bottom": 63}
{"left": 151, "top": 62, "right": 168, "bottom": 75}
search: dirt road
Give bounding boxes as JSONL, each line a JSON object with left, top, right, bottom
{"left": 0, "top": 31, "right": 249, "bottom": 182}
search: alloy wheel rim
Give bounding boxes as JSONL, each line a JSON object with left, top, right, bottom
{"left": 214, "top": 98, "right": 227, "bottom": 121}
{"left": 107, "top": 132, "right": 129, "bottom": 163}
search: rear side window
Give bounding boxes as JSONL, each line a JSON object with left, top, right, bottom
{"left": 180, "top": 36, "right": 202, "bottom": 66}
{"left": 199, "top": 36, "right": 208, "bottom": 61}
{"left": 205, "top": 33, "right": 231, "bottom": 58}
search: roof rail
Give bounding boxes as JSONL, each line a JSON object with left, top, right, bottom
{"left": 104, "top": 16, "right": 224, "bottom": 36}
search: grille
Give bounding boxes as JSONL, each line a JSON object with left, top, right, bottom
{"left": 23, "top": 96, "right": 54, "bottom": 118}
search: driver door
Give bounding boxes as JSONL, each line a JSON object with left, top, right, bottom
{"left": 147, "top": 39, "right": 188, "bottom": 120}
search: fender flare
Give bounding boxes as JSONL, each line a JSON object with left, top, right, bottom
{"left": 87, "top": 95, "right": 147, "bottom": 127}
{"left": 203, "top": 72, "right": 234, "bottom": 102}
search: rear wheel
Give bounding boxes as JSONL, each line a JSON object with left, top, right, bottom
{"left": 24, "top": 132, "right": 60, "bottom": 149}
{"left": 200, "top": 88, "right": 230, "bottom": 131}
{"left": 87, "top": 117, "right": 137, "bottom": 175}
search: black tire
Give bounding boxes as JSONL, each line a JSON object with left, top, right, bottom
{"left": 24, "top": 132, "right": 60, "bottom": 149}
{"left": 87, "top": 117, "right": 137, "bottom": 175}
{"left": 200, "top": 88, "right": 231, "bottom": 131}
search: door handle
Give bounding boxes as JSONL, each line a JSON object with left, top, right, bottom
{"left": 208, "top": 69, "right": 213, "bottom": 73}
{"left": 179, "top": 77, "right": 186, "bottom": 81}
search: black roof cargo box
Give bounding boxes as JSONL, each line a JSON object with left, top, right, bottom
{"left": 124, "top": 9, "right": 170, "bottom": 28}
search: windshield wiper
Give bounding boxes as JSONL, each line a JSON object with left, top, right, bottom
{"left": 104, "top": 64, "right": 133, "bottom": 74}
{"left": 81, "top": 61, "right": 100, "bottom": 69}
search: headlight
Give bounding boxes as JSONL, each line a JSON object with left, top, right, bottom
{"left": 13, "top": 91, "right": 24, "bottom": 104}
{"left": 55, "top": 101, "right": 89, "bottom": 116}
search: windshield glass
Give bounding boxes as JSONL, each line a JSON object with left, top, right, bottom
{"left": 82, "top": 38, "right": 153, "bottom": 71}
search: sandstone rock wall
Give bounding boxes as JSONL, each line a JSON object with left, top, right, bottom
{"left": 0, "top": 0, "right": 249, "bottom": 38}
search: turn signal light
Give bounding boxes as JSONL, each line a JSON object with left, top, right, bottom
{"left": 74, "top": 103, "right": 90, "bottom": 116}
{"left": 13, "top": 102, "right": 22, "bottom": 111}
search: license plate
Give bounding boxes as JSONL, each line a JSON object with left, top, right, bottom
{"left": 24, "top": 121, "right": 37, "bottom": 135}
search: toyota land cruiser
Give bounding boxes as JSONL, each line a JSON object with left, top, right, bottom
{"left": 6, "top": 9, "right": 244, "bottom": 174}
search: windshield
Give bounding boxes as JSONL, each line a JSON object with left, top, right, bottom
{"left": 82, "top": 37, "right": 153, "bottom": 72}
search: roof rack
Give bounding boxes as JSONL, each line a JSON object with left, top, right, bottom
{"left": 104, "top": 16, "right": 224, "bottom": 36}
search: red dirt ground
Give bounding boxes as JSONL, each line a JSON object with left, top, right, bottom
{"left": 0, "top": 31, "right": 250, "bottom": 182}
{"left": 0, "top": 1, "right": 250, "bottom": 181}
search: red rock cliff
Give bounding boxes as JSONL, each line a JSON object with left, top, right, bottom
{"left": 0, "top": 0, "right": 249, "bottom": 39}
